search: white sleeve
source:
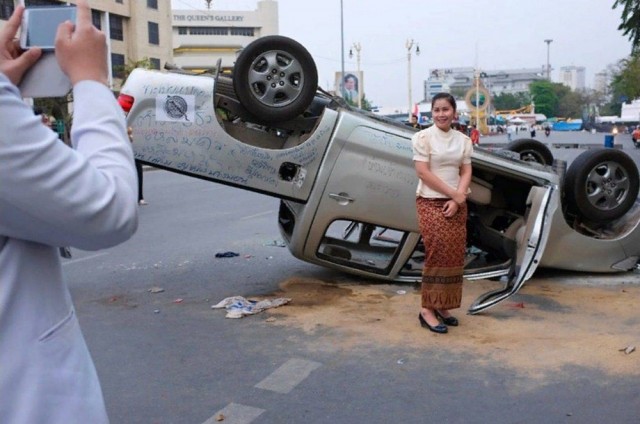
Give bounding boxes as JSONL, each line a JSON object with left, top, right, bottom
{"left": 0, "top": 76, "right": 138, "bottom": 250}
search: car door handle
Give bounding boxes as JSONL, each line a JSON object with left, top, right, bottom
{"left": 328, "top": 192, "right": 354, "bottom": 204}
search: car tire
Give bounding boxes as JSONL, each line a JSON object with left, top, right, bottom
{"left": 504, "top": 138, "right": 554, "bottom": 165}
{"left": 564, "top": 148, "right": 639, "bottom": 223}
{"left": 233, "top": 35, "right": 318, "bottom": 123}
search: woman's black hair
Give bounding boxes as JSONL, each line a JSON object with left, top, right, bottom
{"left": 431, "top": 92, "right": 457, "bottom": 112}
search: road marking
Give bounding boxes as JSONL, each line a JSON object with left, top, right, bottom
{"left": 203, "top": 403, "right": 264, "bottom": 424}
{"left": 239, "top": 210, "right": 275, "bottom": 221}
{"left": 61, "top": 252, "right": 109, "bottom": 266}
{"left": 254, "top": 358, "right": 322, "bottom": 394}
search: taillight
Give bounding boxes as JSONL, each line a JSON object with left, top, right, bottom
{"left": 117, "top": 94, "right": 134, "bottom": 113}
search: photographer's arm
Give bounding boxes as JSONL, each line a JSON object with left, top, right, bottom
{"left": 0, "top": 0, "right": 138, "bottom": 250}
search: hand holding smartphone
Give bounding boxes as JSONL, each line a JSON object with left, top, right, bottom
{"left": 18, "top": 5, "right": 77, "bottom": 98}
{"left": 20, "top": 6, "right": 77, "bottom": 50}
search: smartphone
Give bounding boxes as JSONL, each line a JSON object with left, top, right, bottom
{"left": 19, "top": 5, "right": 77, "bottom": 50}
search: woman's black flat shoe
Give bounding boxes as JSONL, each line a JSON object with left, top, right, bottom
{"left": 435, "top": 311, "right": 459, "bottom": 326}
{"left": 418, "top": 313, "right": 448, "bottom": 334}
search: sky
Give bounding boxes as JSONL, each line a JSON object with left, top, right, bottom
{"left": 171, "top": 0, "right": 633, "bottom": 109}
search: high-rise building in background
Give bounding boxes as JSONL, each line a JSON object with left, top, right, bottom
{"left": 594, "top": 71, "right": 610, "bottom": 94}
{"left": 559, "top": 66, "right": 586, "bottom": 91}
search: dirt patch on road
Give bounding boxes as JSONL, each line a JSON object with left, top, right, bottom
{"left": 265, "top": 276, "right": 639, "bottom": 382}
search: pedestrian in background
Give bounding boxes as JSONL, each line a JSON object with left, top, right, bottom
{"left": 412, "top": 93, "right": 472, "bottom": 334}
{"left": 407, "top": 114, "right": 423, "bottom": 130}
{"left": 128, "top": 126, "right": 148, "bottom": 205}
{"left": 0, "top": 2, "right": 138, "bottom": 422}
{"left": 470, "top": 125, "right": 480, "bottom": 145}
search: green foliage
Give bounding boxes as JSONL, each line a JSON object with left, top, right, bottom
{"left": 613, "top": 0, "right": 640, "bottom": 54}
{"left": 610, "top": 54, "right": 640, "bottom": 101}
{"left": 34, "top": 94, "right": 73, "bottom": 144}
{"left": 529, "top": 80, "right": 559, "bottom": 118}
{"left": 450, "top": 87, "right": 467, "bottom": 99}
{"left": 345, "top": 93, "right": 375, "bottom": 111}
{"left": 492, "top": 92, "right": 531, "bottom": 111}
{"left": 114, "top": 57, "right": 154, "bottom": 91}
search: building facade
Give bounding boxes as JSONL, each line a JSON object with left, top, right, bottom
{"left": 172, "top": 0, "right": 278, "bottom": 73}
{"left": 424, "top": 66, "right": 547, "bottom": 101}
{"left": 559, "top": 66, "right": 586, "bottom": 91}
{"left": 593, "top": 71, "right": 609, "bottom": 94}
{"left": 0, "top": 0, "right": 173, "bottom": 91}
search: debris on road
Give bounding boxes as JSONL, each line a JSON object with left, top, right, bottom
{"left": 264, "top": 239, "right": 286, "bottom": 247}
{"left": 173, "top": 298, "right": 184, "bottom": 304}
{"left": 619, "top": 346, "right": 636, "bottom": 355}
{"left": 148, "top": 287, "right": 165, "bottom": 294}
{"left": 215, "top": 251, "right": 240, "bottom": 258}
{"left": 211, "top": 296, "right": 291, "bottom": 319}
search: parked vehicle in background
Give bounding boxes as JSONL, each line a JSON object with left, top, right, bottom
{"left": 119, "top": 36, "right": 640, "bottom": 314}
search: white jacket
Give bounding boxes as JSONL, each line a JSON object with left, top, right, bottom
{"left": 0, "top": 75, "right": 138, "bottom": 423}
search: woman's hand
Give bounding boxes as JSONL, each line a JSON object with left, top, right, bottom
{"left": 442, "top": 200, "right": 459, "bottom": 218}
{"left": 451, "top": 191, "right": 466, "bottom": 205}
{"left": 0, "top": 6, "right": 42, "bottom": 85}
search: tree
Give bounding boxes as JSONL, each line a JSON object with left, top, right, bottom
{"left": 345, "top": 93, "right": 375, "bottom": 111}
{"left": 613, "top": 0, "right": 640, "bottom": 54}
{"left": 529, "top": 80, "right": 558, "bottom": 118}
{"left": 492, "top": 92, "right": 531, "bottom": 111}
{"left": 113, "top": 57, "right": 155, "bottom": 92}
{"left": 610, "top": 55, "right": 640, "bottom": 102}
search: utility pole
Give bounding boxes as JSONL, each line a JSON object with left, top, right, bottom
{"left": 340, "top": 0, "right": 345, "bottom": 97}
{"left": 544, "top": 39, "right": 553, "bottom": 81}
{"left": 406, "top": 39, "right": 419, "bottom": 119}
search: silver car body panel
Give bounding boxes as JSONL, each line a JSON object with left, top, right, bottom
{"left": 123, "top": 68, "right": 339, "bottom": 202}
{"left": 121, "top": 67, "right": 640, "bottom": 312}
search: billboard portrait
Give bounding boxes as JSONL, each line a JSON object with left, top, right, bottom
{"left": 335, "top": 71, "right": 363, "bottom": 104}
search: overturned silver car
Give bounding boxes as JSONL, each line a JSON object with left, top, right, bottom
{"left": 119, "top": 36, "right": 640, "bottom": 313}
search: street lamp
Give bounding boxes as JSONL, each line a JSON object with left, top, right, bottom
{"left": 349, "top": 42, "right": 362, "bottom": 108}
{"left": 544, "top": 39, "right": 553, "bottom": 81}
{"left": 340, "top": 0, "right": 345, "bottom": 95}
{"left": 406, "top": 39, "right": 420, "bottom": 119}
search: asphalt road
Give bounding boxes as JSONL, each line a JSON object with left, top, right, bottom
{"left": 62, "top": 132, "right": 640, "bottom": 424}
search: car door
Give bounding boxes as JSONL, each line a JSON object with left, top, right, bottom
{"left": 467, "top": 184, "right": 557, "bottom": 314}
{"left": 301, "top": 121, "right": 420, "bottom": 277}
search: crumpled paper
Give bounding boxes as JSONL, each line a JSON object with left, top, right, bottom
{"left": 211, "top": 296, "right": 291, "bottom": 319}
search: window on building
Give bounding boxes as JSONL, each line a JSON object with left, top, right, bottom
{"left": 187, "top": 27, "right": 229, "bottom": 36}
{"left": 111, "top": 53, "right": 125, "bottom": 79}
{"left": 147, "top": 0, "right": 158, "bottom": 9}
{"left": 230, "top": 27, "right": 255, "bottom": 36}
{"left": 195, "top": 27, "right": 230, "bottom": 35}
{"left": 92, "top": 10, "right": 101, "bottom": 29}
{"left": 109, "top": 14, "right": 124, "bottom": 41}
{"left": 25, "top": 0, "right": 60, "bottom": 6}
{"left": 115, "top": 0, "right": 123, "bottom": 4}
{"left": 149, "top": 58, "right": 161, "bottom": 70}
{"left": 148, "top": 22, "right": 159, "bottom": 45}
{"left": 0, "top": 0, "right": 13, "bottom": 20}
{"left": 178, "top": 27, "right": 187, "bottom": 35}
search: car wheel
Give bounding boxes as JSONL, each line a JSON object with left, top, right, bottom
{"left": 233, "top": 36, "right": 318, "bottom": 123}
{"left": 504, "top": 139, "right": 554, "bottom": 165}
{"left": 564, "top": 148, "right": 639, "bottom": 223}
